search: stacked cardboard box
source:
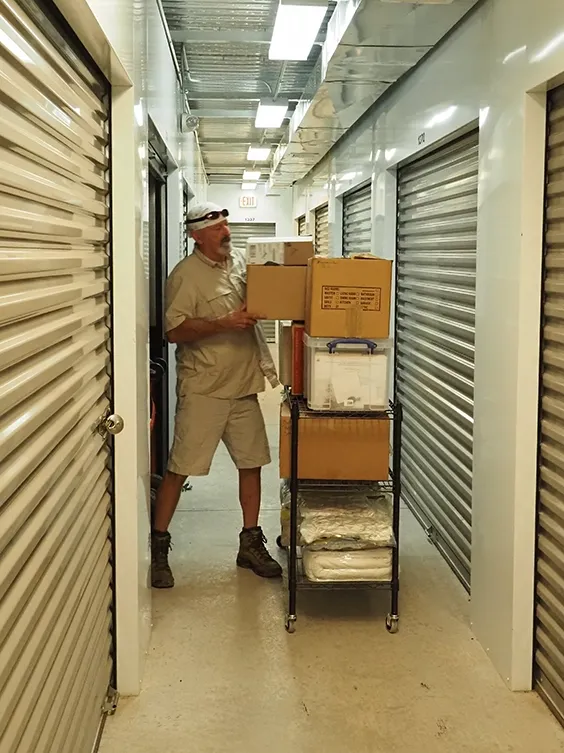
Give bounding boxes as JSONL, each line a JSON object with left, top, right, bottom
{"left": 246, "top": 243, "right": 393, "bottom": 483}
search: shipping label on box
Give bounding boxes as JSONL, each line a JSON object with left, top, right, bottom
{"left": 321, "top": 285, "right": 382, "bottom": 312}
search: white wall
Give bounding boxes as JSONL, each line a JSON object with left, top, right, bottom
{"left": 55, "top": 0, "right": 207, "bottom": 696}
{"left": 207, "top": 184, "right": 294, "bottom": 235}
{"left": 292, "top": 0, "right": 564, "bottom": 691}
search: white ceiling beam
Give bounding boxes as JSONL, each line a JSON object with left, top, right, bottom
{"left": 191, "top": 108, "right": 260, "bottom": 118}
{"left": 187, "top": 91, "right": 303, "bottom": 102}
{"left": 171, "top": 30, "right": 271, "bottom": 44}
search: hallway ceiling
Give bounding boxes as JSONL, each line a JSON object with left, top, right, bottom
{"left": 160, "top": 0, "right": 482, "bottom": 188}
{"left": 161, "top": 0, "right": 336, "bottom": 184}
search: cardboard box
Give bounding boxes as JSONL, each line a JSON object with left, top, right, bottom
{"left": 246, "top": 236, "right": 314, "bottom": 266}
{"left": 279, "top": 322, "right": 305, "bottom": 393}
{"left": 279, "top": 402, "right": 390, "bottom": 481}
{"left": 306, "top": 256, "right": 392, "bottom": 338}
{"left": 247, "top": 265, "right": 307, "bottom": 321}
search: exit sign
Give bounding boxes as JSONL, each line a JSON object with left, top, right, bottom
{"left": 239, "top": 194, "right": 257, "bottom": 209}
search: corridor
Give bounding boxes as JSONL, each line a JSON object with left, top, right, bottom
{"left": 100, "top": 388, "right": 564, "bottom": 753}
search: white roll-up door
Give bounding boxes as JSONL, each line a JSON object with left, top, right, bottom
{"left": 230, "top": 222, "right": 277, "bottom": 342}
{"left": 297, "top": 215, "right": 306, "bottom": 236}
{"left": 315, "top": 203, "right": 329, "bottom": 255}
{"left": 343, "top": 183, "right": 371, "bottom": 257}
{"left": 396, "top": 131, "right": 479, "bottom": 591}
{"left": 535, "top": 84, "right": 564, "bottom": 723}
{"left": 0, "top": 0, "right": 115, "bottom": 751}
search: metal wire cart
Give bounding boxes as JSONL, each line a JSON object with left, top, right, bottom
{"left": 280, "top": 392, "right": 403, "bottom": 635}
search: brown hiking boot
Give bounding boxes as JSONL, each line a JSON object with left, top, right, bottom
{"left": 237, "top": 527, "right": 283, "bottom": 578}
{"left": 151, "top": 531, "right": 174, "bottom": 588}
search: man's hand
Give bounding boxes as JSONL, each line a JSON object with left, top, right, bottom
{"left": 221, "top": 306, "right": 260, "bottom": 330}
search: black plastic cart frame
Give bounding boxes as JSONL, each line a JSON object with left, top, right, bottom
{"left": 283, "top": 392, "right": 403, "bottom": 634}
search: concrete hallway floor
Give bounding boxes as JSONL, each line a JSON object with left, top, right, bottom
{"left": 101, "top": 386, "right": 564, "bottom": 753}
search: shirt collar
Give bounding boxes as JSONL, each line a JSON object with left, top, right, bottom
{"left": 193, "top": 245, "right": 230, "bottom": 269}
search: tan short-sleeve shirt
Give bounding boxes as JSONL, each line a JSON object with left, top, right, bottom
{"left": 166, "top": 247, "right": 275, "bottom": 400}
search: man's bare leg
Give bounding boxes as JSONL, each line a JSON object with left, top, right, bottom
{"left": 237, "top": 467, "right": 282, "bottom": 578}
{"left": 151, "top": 471, "right": 186, "bottom": 588}
{"left": 238, "top": 467, "right": 261, "bottom": 529}
{"left": 153, "top": 471, "right": 187, "bottom": 533}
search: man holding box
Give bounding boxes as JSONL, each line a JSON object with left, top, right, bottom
{"left": 151, "top": 202, "right": 282, "bottom": 588}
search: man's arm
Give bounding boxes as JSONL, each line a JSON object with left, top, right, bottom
{"left": 167, "top": 307, "right": 259, "bottom": 344}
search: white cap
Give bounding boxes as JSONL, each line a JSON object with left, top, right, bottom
{"left": 186, "top": 202, "right": 229, "bottom": 233}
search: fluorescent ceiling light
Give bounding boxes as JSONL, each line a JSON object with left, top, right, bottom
{"left": 242, "top": 183, "right": 257, "bottom": 190}
{"left": 341, "top": 172, "right": 356, "bottom": 181}
{"left": 243, "top": 170, "right": 261, "bottom": 181}
{"left": 385, "top": 148, "right": 396, "bottom": 161}
{"left": 247, "top": 146, "right": 271, "bottom": 161}
{"left": 269, "top": 0, "right": 328, "bottom": 61}
{"left": 255, "top": 100, "right": 288, "bottom": 128}
{"left": 426, "top": 105, "right": 457, "bottom": 129}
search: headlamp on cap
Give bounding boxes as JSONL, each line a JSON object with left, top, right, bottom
{"left": 186, "top": 208, "right": 229, "bottom": 226}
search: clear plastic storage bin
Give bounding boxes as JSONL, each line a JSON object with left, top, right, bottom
{"left": 304, "top": 335, "right": 392, "bottom": 412}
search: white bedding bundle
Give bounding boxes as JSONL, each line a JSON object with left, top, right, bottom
{"left": 279, "top": 481, "right": 395, "bottom": 553}
{"left": 302, "top": 548, "right": 393, "bottom": 582}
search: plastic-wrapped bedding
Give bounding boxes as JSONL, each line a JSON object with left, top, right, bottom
{"left": 279, "top": 480, "right": 394, "bottom": 550}
{"left": 302, "top": 548, "right": 393, "bottom": 582}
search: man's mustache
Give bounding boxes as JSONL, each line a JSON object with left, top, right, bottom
{"left": 221, "top": 236, "right": 231, "bottom": 244}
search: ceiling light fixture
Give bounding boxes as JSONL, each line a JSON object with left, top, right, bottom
{"left": 247, "top": 146, "right": 271, "bottom": 161}
{"left": 243, "top": 170, "right": 261, "bottom": 181}
{"left": 269, "top": 0, "right": 328, "bottom": 61}
{"left": 255, "top": 100, "right": 288, "bottom": 129}
{"left": 242, "top": 182, "right": 257, "bottom": 190}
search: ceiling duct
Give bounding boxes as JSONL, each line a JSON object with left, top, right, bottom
{"left": 268, "top": 0, "right": 481, "bottom": 188}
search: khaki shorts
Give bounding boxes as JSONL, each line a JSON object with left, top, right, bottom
{"left": 168, "top": 392, "right": 271, "bottom": 477}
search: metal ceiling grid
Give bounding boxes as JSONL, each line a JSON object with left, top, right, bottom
{"left": 161, "top": 0, "right": 336, "bottom": 183}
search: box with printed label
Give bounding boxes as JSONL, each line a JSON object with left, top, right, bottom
{"left": 306, "top": 256, "right": 392, "bottom": 338}
{"left": 246, "top": 265, "right": 307, "bottom": 320}
{"left": 279, "top": 402, "right": 390, "bottom": 481}
{"left": 246, "top": 237, "right": 314, "bottom": 266}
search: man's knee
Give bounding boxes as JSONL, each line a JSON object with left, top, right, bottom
{"left": 162, "top": 471, "right": 188, "bottom": 488}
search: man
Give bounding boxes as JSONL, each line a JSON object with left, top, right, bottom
{"left": 151, "top": 202, "right": 282, "bottom": 588}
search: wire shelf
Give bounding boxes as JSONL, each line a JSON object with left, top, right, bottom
{"left": 285, "top": 391, "right": 396, "bottom": 421}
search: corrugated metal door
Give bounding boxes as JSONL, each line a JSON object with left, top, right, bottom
{"left": 315, "top": 203, "right": 329, "bottom": 255}
{"left": 535, "top": 84, "right": 564, "bottom": 723}
{"left": 343, "top": 183, "right": 371, "bottom": 256}
{"left": 230, "top": 222, "right": 277, "bottom": 342}
{"left": 297, "top": 215, "right": 306, "bottom": 236}
{"left": 0, "top": 0, "right": 115, "bottom": 751}
{"left": 396, "top": 131, "right": 479, "bottom": 590}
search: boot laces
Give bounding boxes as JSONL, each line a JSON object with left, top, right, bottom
{"left": 248, "top": 530, "right": 272, "bottom": 563}
{"left": 154, "top": 534, "right": 172, "bottom": 568}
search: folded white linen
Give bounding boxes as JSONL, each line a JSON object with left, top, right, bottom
{"left": 302, "top": 547, "right": 393, "bottom": 582}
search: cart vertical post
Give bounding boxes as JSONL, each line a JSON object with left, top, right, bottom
{"left": 286, "top": 395, "right": 299, "bottom": 633}
{"left": 387, "top": 402, "right": 402, "bottom": 634}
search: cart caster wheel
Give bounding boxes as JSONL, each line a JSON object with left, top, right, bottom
{"left": 276, "top": 535, "right": 284, "bottom": 549}
{"left": 285, "top": 616, "right": 296, "bottom": 634}
{"left": 386, "top": 614, "right": 399, "bottom": 634}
